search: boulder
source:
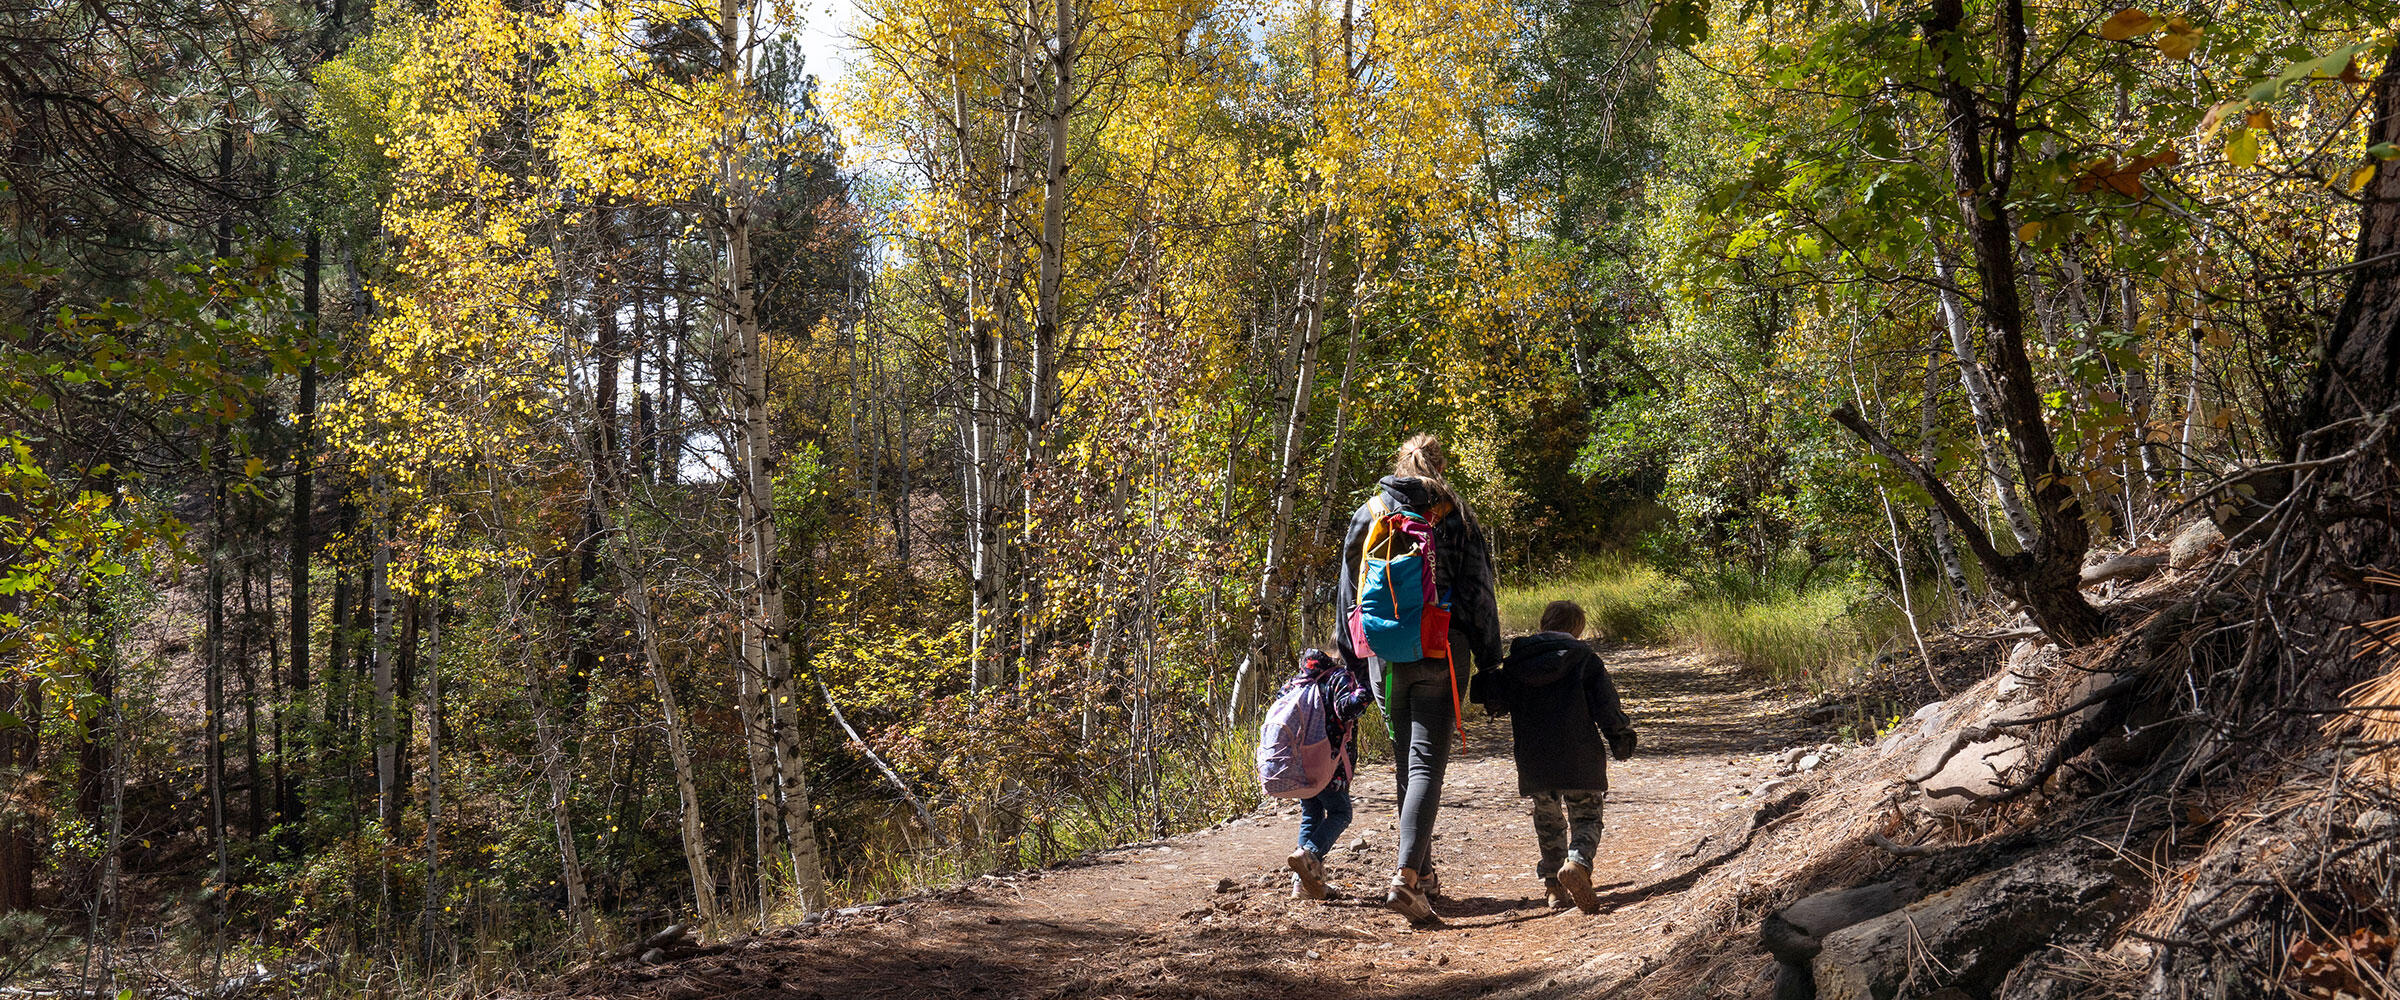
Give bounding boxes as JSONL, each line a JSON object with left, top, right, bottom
{"left": 1913, "top": 734, "right": 2026, "bottom": 816}
{"left": 1813, "top": 847, "right": 2134, "bottom": 1000}
{"left": 1760, "top": 881, "right": 1922, "bottom": 1000}
{"left": 2169, "top": 520, "right": 2224, "bottom": 569}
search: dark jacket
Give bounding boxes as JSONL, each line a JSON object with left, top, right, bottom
{"left": 1334, "top": 476, "right": 1503, "bottom": 683}
{"left": 1488, "top": 632, "right": 1635, "bottom": 795}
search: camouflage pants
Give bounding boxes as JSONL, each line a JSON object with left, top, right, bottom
{"left": 1530, "top": 790, "right": 1606, "bottom": 878}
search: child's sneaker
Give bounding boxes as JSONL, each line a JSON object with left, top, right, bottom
{"left": 1557, "top": 860, "right": 1601, "bottom": 914}
{"left": 1288, "top": 849, "right": 1328, "bottom": 901}
{"left": 1385, "top": 869, "right": 1437, "bottom": 926}
{"left": 1543, "top": 878, "right": 1573, "bottom": 909}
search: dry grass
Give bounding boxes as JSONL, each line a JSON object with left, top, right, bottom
{"left": 2340, "top": 574, "right": 2400, "bottom": 785}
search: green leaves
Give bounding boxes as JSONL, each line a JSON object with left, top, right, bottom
{"left": 2226, "top": 128, "right": 2260, "bottom": 168}
{"left": 1651, "top": 0, "right": 1709, "bottom": 49}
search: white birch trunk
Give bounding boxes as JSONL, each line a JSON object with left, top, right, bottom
{"left": 1929, "top": 235, "right": 2039, "bottom": 550}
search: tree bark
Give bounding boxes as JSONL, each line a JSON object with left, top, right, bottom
{"left": 1229, "top": 205, "right": 1335, "bottom": 722}
{"left": 0, "top": 672, "right": 35, "bottom": 913}
{"left": 2293, "top": 49, "right": 2400, "bottom": 582}
{"left": 1928, "top": 233, "right": 2038, "bottom": 550}
{"left": 282, "top": 227, "right": 319, "bottom": 855}
{"left": 1922, "top": 329, "right": 1973, "bottom": 604}
{"left": 719, "top": 0, "right": 825, "bottom": 912}
{"left": 1905, "top": 0, "right": 2104, "bottom": 645}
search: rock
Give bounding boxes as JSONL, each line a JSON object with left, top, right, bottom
{"left": 2080, "top": 551, "right": 2165, "bottom": 586}
{"left": 639, "top": 948, "right": 668, "bottom": 965}
{"left": 1782, "top": 747, "right": 1810, "bottom": 768}
{"left": 1813, "top": 847, "right": 2133, "bottom": 999}
{"left": 1913, "top": 734, "right": 2027, "bottom": 816}
{"left": 2007, "top": 640, "right": 2041, "bottom": 673}
{"left": 1305, "top": 949, "right": 1322, "bottom": 960}
{"left": 1347, "top": 835, "right": 1371, "bottom": 852}
{"left": 2169, "top": 519, "right": 2224, "bottom": 568}
{"left": 1756, "top": 778, "right": 1790, "bottom": 799}
{"left": 1760, "top": 881, "right": 1921, "bottom": 1000}
{"left": 1798, "top": 753, "right": 1824, "bottom": 772}
{"left": 1216, "top": 877, "right": 1241, "bottom": 893}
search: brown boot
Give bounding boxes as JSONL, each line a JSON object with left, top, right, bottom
{"left": 1543, "top": 878, "right": 1573, "bottom": 910}
{"left": 1287, "top": 849, "right": 1327, "bottom": 901}
{"left": 1385, "top": 868, "right": 1437, "bottom": 926}
{"left": 1557, "top": 860, "right": 1601, "bottom": 914}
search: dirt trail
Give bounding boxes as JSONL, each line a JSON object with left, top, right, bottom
{"left": 561, "top": 645, "right": 1823, "bottom": 1000}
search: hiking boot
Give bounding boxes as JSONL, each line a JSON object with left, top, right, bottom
{"left": 1543, "top": 878, "right": 1573, "bottom": 910}
{"left": 1557, "top": 860, "right": 1601, "bottom": 914}
{"left": 1287, "top": 849, "right": 1328, "bottom": 901}
{"left": 1385, "top": 869, "right": 1438, "bottom": 926}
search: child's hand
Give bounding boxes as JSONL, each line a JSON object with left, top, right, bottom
{"left": 1608, "top": 730, "right": 1637, "bottom": 761}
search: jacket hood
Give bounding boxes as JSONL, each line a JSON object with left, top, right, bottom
{"left": 1378, "top": 475, "right": 1450, "bottom": 512}
{"left": 1504, "top": 632, "right": 1587, "bottom": 688}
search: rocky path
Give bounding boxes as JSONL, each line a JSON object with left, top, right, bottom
{"left": 559, "top": 645, "right": 1825, "bottom": 1000}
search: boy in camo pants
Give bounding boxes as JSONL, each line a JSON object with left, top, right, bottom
{"left": 1473, "top": 600, "right": 1636, "bottom": 913}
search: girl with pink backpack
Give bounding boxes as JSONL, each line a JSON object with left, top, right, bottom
{"left": 1256, "top": 648, "right": 1372, "bottom": 900}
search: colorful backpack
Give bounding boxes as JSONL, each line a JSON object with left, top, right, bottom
{"left": 1256, "top": 671, "right": 1348, "bottom": 799}
{"left": 1346, "top": 495, "right": 1454, "bottom": 664}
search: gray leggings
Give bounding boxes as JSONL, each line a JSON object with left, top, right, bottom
{"left": 1378, "top": 658, "right": 1457, "bottom": 876}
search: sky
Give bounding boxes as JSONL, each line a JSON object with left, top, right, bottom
{"left": 788, "top": 0, "right": 857, "bottom": 95}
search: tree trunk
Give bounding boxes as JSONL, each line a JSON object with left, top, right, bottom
{"left": 0, "top": 672, "right": 36, "bottom": 913}
{"left": 282, "top": 227, "right": 319, "bottom": 856}
{"left": 1928, "top": 234, "right": 2038, "bottom": 550}
{"left": 206, "top": 468, "right": 231, "bottom": 907}
{"left": 522, "top": 612, "right": 594, "bottom": 947}
{"left": 1229, "top": 206, "right": 1335, "bottom": 722}
{"left": 1921, "top": 331, "right": 1974, "bottom": 604}
{"left": 1907, "top": 0, "right": 2104, "bottom": 645}
{"left": 720, "top": 0, "right": 825, "bottom": 911}
{"left": 371, "top": 492, "right": 397, "bottom": 832}
{"left": 2293, "top": 49, "right": 2400, "bottom": 582}
{"left": 419, "top": 593, "right": 444, "bottom": 970}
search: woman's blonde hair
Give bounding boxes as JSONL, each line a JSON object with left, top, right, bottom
{"left": 1393, "top": 433, "right": 1448, "bottom": 481}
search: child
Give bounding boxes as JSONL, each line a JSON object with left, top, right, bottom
{"left": 1480, "top": 600, "right": 1636, "bottom": 913}
{"left": 1283, "top": 648, "right": 1373, "bottom": 901}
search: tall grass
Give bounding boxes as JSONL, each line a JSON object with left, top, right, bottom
{"left": 1501, "top": 554, "right": 1947, "bottom": 690}
{"left": 1498, "top": 554, "right": 1689, "bottom": 643}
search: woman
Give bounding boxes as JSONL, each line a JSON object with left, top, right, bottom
{"left": 1335, "top": 433, "right": 1502, "bottom": 924}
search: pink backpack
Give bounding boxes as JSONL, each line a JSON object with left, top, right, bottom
{"left": 1257, "top": 676, "right": 1348, "bottom": 799}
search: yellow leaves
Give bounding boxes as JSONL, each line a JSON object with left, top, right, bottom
{"left": 2348, "top": 164, "right": 2379, "bottom": 195}
{"left": 2074, "top": 148, "right": 2178, "bottom": 199}
{"left": 2100, "top": 8, "right": 2197, "bottom": 58}
{"left": 2097, "top": 9, "right": 2162, "bottom": 41}
{"left": 2157, "top": 17, "right": 2202, "bottom": 60}
{"left": 2199, "top": 100, "right": 2246, "bottom": 141}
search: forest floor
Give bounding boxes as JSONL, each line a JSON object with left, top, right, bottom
{"left": 548, "top": 645, "right": 1833, "bottom": 1000}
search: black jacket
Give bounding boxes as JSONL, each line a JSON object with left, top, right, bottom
{"left": 1335, "top": 476, "right": 1503, "bottom": 680}
{"left": 1488, "top": 632, "right": 1635, "bottom": 795}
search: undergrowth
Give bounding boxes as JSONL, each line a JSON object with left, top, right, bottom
{"left": 1501, "top": 554, "right": 1961, "bottom": 691}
